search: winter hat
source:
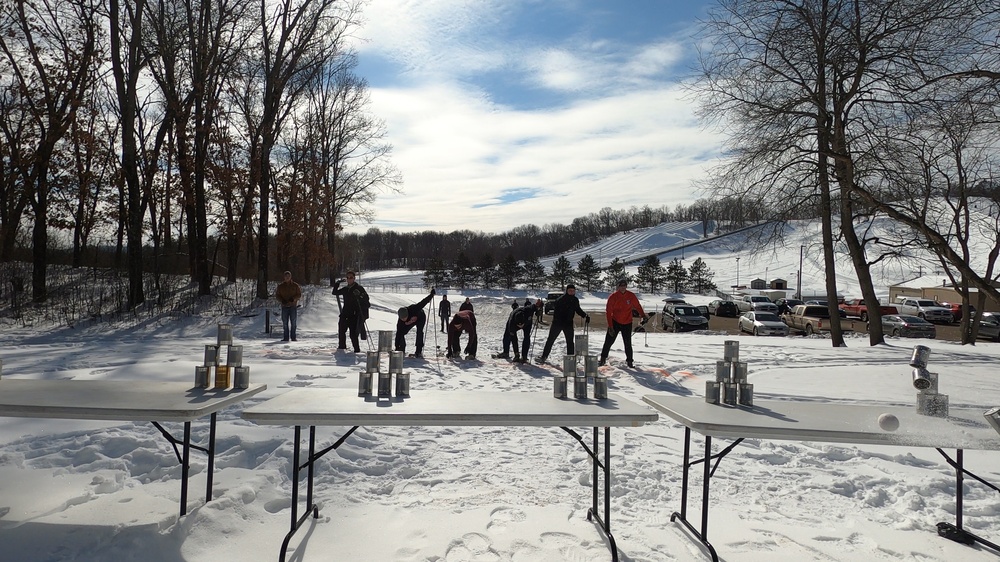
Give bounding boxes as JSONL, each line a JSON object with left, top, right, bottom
{"left": 397, "top": 307, "right": 408, "bottom": 320}
{"left": 566, "top": 284, "right": 576, "bottom": 290}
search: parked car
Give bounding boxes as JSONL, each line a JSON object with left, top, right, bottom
{"left": 708, "top": 299, "right": 740, "bottom": 317}
{"left": 894, "top": 297, "right": 953, "bottom": 324}
{"left": 738, "top": 311, "right": 788, "bottom": 337}
{"left": 543, "top": 292, "right": 562, "bottom": 315}
{"left": 881, "top": 314, "right": 936, "bottom": 338}
{"left": 782, "top": 304, "right": 834, "bottom": 335}
{"left": 661, "top": 303, "right": 709, "bottom": 332}
{"left": 696, "top": 304, "right": 710, "bottom": 317}
{"left": 977, "top": 312, "right": 1000, "bottom": 342}
{"left": 803, "top": 300, "right": 847, "bottom": 318}
{"left": 939, "top": 302, "right": 976, "bottom": 322}
{"left": 737, "top": 295, "right": 779, "bottom": 314}
{"left": 774, "top": 298, "right": 804, "bottom": 315}
{"left": 839, "top": 298, "right": 898, "bottom": 322}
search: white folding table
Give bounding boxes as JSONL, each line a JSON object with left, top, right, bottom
{"left": 0, "top": 379, "right": 266, "bottom": 516}
{"left": 242, "top": 388, "right": 658, "bottom": 562}
{"left": 642, "top": 394, "right": 1000, "bottom": 561}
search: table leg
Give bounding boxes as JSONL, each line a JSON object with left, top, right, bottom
{"left": 935, "top": 448, "right": 1000, "bottom": 552}
{"left": 670, "top": 428, "right": 719, "bottom": 562}
{"left": 180, "top": 421, "right": 191, "bottom": 516}
{"left": 563, "top": 426, "right": 619, "bottom": 561}
{"left": 206, "top": 412, "right": 217, "bottom": 504}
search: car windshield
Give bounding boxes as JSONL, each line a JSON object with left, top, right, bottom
{"left": 675, "top": 307, "right": 699, "bottom": 316}
{"left": 916, "top": 300, "right": 938, "bottom": 307}
{"left": 896, "top": 315, "right": 929, "bottom": 324}
{"left": 755, "top": 313, "right": 780, "bottom": 322}
{"left": 750, "top": 296, "right": 770, "bottom": 302}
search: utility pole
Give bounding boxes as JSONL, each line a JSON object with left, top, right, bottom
{"left": 797, "top": 245, "right": 804, "bottom": 299}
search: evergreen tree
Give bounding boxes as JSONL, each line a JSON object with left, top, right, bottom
{"left": 548, "top": 255, "right": 575, "bottom": 289}
{"left": 603, "top": 257, "right": 630, "bottom": 287}
{"left": 497, "top": 254, "right": 522, "bottom": 290}
{"left": 422, "top": 258, "right": 449, "bottom": 288}
{"left": 636, "top": 255, "right": 668, "bottom": 293}
{"left": 522, "top": 257, "right": 547, "bottom": 289}
{"left": 576, "top": 254, "right": 602, "bottom": 291}
{"left": 688, "top": 257, "right": 717, "bottom": 294}
{"left": 476, "top": 253, "right": 497, "bottom": 289}
{"left": 665, "top": 258, "right": 688, "bottom": 293}
{"left": 452, "top": 252, "right": 476, "bottom": 289}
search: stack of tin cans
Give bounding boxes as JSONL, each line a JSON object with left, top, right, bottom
{"left": 705, "top": 340, "right": 752, "bottom": 407}
{"left": 195, "top": 323, "right": 249, "bottom": 389}
{"left": 359, "top": 330, "right": 410, "bottom": 398}
{"left": 553, "top": 335, "right": 607, "bottom": 400}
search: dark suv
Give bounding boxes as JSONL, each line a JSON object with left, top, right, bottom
{"left": 661, "top": 303, "right": 709, "bottom": 332}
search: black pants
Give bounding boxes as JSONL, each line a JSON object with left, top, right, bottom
{"left": 338, "top": 313, "right": 361, "bottom": 351}
{"left": 541, "top": 320, "right": 575, "bottom": 359}
{"left": 395, "top": 314, "right": 426, "bottom": 355}
{"left": 600, "top": 321, "right": 634, "bottom": 362}
{"left": 503, "top": 324, "right": 532, "bottom": 358}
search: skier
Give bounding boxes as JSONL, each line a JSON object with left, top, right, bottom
{"left": 598, "top": 279, "right": 646, "bottom": 368}
{"left": 536, "top": 284, "right": 589, "bottom": 364}
{"left": 496, "top": 300, "right": 542, "bottom": 363}
{"left": 332, "top": 271, "right": 370, "bottom": 352}
{"left": 395, "top": 289, "right": 435, "bottom": 357}
{"left": 447, "top": 309, "right": 478, "bottom": 359}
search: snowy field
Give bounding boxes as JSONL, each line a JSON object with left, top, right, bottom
{"left": 2, "top": 282, "right": 1000, "bottom": 562}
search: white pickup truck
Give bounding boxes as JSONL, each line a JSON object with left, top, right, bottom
{"left": 737, "top": 295, "right": 778, "bottom": 313}
{"left": 894, "top": 297, "right": 953, "bottom": 324}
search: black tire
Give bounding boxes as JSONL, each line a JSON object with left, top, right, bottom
{"left": 671, "top": 321, "right": 679, "bottom": 333}
{"left": 994, "top": 332, "right": 1000, "bottom": 343}
{"left": 860, "top": 312, "right": 868, "bottom": 322}
{"left": 805, "top": 324, "right": 814, "bottom": 336}
{"left": 893, "top": 328, "right": 901, "bottom": 337}
{"left": 918, "top": 312, "right": 925, "bottom": 319}
{"left": 753, "top": 327, "right": 759, "bottom": 336}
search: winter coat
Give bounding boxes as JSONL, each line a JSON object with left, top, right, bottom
{"left": 606, "top": 289, "right": 646, "bottom": 325}
{"left": 551, "top": 293, "right": 586, "bottom": 324}
{"left": 276, "top": 280, "right": 301, "bottom": 308}
{"left": 439, "top": 299, "right": 452, "bottom": 318}
{"left": 333, "top": 282, "right": 370, "bottom": 318}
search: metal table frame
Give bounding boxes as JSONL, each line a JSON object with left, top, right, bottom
{"left": 0, "top": 379, "right": 266, "bottom": 517}
{"left": 242, "top": 389, "right": 657, "bottom": 562}
{"left": 642, "top": 395, "right": 1000, "bottom": 561}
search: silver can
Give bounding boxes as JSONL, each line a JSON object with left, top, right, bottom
{"left": 562, "top": 355, "right": 577, "bottom": 377}
{"left": 389, "top": 351, "right": 404, "bottom": 374}
{"left": 234, "top": 366, "right": 250, "bottom": 389}
{"left": 593, "top": 376, "right": 608, "bottom": 400}
{"left": 909, "top": 344, "right": 931, "bottom": 368}
{"left": 723, "top": 382, "right": 738, "bottom": 405}
{"left": 715, "top": 360, "right": 731, "bottom": 383}
{"left": 573, "top": 376, "right": 588, "bottom": 400}
{"left": 705, "top": 380, "right": 720, "bottom": 404}
{"left": 733, "top": 361, "right": 748, "bottom": 384}
{"left": 217, "top": 323, "right": 233, "bottom": 346}
{"left": 204, "top": 345, "right": 219, "bottom": 366}
{"left": 738, "top": 383, "right": 753, "bottom": 407}
{"left": 358, "top": 372, "right": 373, "bottom": 396}
{"left": 395, "top": 372, "right": 410, "bottom": 398}
{"left": 366, "top": 351, "right": 380, "bottom": 374}
{"left": 724, "top": 340, "right": 739, "bottom": 362}
{"left": 227, "top": 345, "right": 244, "bottom": 368}
{"left": 377, "top": 372, "right": 392, "bottom": 397}
{"left": 584, "top": 354, "right": 600, "bottom": 378}
{"left": 194, "top": 366, "right": 209, "bottom": 388}
{"left": 378, "top": 330, "right": 393, "bottom": 352}
{"left": 553, "top": 376, "right": 568, "bottom": 399}
{"left": 574, "top": 334, "right": 588, "bottom": 356}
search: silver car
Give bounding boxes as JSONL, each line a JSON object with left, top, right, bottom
{"left": 738, "top": 311, "right": 788, "bottom": 336}
{"left": 978, "top": 312, "right": 1000, "bottom": 342}
{"left": 881, "top": 314, "right": 936, "bottom": 338}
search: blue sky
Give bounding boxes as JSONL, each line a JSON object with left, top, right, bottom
{"left": 347, "top": 0, "right": 720, "bottom": 233}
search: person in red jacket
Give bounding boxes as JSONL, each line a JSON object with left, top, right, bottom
{"left": 447, "top": 309, "right": 478, "bottom": 359}
{"left": 599, "top": 279, "right": 646, "bottom": 367}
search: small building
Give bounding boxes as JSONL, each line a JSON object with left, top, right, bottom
{"left": 750, "top": 278, "right": 766, "bottom": 290}
{"left": 770, "top": 278, "right": 787, "bottom": 290}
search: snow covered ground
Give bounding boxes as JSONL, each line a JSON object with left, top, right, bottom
{"left": 2, "top": 281, "right": 1000, "bottom": 562}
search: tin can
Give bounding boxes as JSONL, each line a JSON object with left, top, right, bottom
{"left": 917, "top": 392, "right": 949, "bottom": 418}
{"left": 575, "top": 334, "right": 588, "bottom": 356}
{"left": 234, "top": 366, "right": 250, "bottom": 389}
{"left": 195, "top": 366, "right": 209, "bottom": 388}
{"left": 366, "top": 351, "right": 380, "bottom": 374}
{"left": 562, "top": 355, "right": 577, "bottom": 377}
{"left": 217, "top": 323, "right": 233, "bottom": 346}
{"left": 584, "top": 354, "right": 600, "bottom": 378}
{"left": 733, "top": 361, "right": 748, "bottom": 384}
{"left": 378, "top": 330, "right": 393, "bottom": 353}
{"left": 358, "top": 372, "right": 373, "bottom": 396}
{"left": 705, "top": 380, "right": 720, "bottom": 404}
{"left": 227, "top": 345, "right": 243, "bottom": 368}
{"left": 723, "top": 382, "right": 738, "bottom": 405}
{"left": 716, "top": 360, "right": 731, "bottom": 383}
{"left": 724, "top": 340, "right": 739, "bottom": 362}
{"left": 553, "top": 376, "right": 567, "bottom": 399}
{"left": 204, "top": 345, "right": 219, "bottom": 366}
{"left": 593, "top": 376, "right": 608, "bottom": 400}
{"left": 738, "top": 383, "right": 753, "bottom": 407}
{"left": 573, "top": 376, "right": 588, "bottom": 400}
{"left": 395, "top": 372, "right": 410, "bottom": 398}
{"left": 910, "top": 344, "right": 931, "bottom": 368}
{"left": 377, "top": 372, "right": 392, "bottom": 397}
{"left": 389, "top": 351, "right": 404, "bottom": 374}
{"left": 214, "top": 365, "right": 231, "bottom": 389}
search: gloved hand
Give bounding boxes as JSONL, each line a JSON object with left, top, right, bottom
{"left": 430, "top": 288, "right": 436, "bottom": 296}
{"left": 333, "top": 280, "right": 341, "bottom": 290}
{"left": 585, "top": 315, "right": 591, "bottom": 324}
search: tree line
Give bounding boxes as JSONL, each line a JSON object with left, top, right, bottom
{"left": 0, "top": 0, "right": 399, "bottom": 307}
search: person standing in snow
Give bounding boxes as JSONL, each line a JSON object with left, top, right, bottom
{"left": 536, "top": 284, "right": 589, "bottom": 364}
{"left": 332, "top": 271, "right": 369, "bottom": 352}
{"left": 459, "top": 297, "right": 474, "bottom": 312}
{"left": 598, "top": 279, "right": 646, "bottom": 367}
{"left": 438, "top": 294, "right": 452, "bottom": 333}
{"left": 275, "top": 271, "right": 301, "bottom": 342}
{"left": 447, "top": 309, "right": 478, "bottom": 359}
{"left": 395, "top": 289, "right": 435, "bottom": 357}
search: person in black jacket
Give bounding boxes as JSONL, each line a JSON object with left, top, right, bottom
{"left": 459, "top": 297, "right": 474, "bottom": 312}
{"left": 438, "top": 295, "right": 452, "bottom": 333}
{"left": 332, "top": 271, "right": 370, "bottom": 352}
{"left": 395, "top": 289, "right": 435, "bottom": 357}
{"left": 496, "top": 300, "right": 541, "bottom": 362}
{"left": 537, "top": 284, "right": 589, "bottom": 363}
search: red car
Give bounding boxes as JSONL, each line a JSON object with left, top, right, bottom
{"left": 939, "top": 302, "right": 976, "bottom": 322}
